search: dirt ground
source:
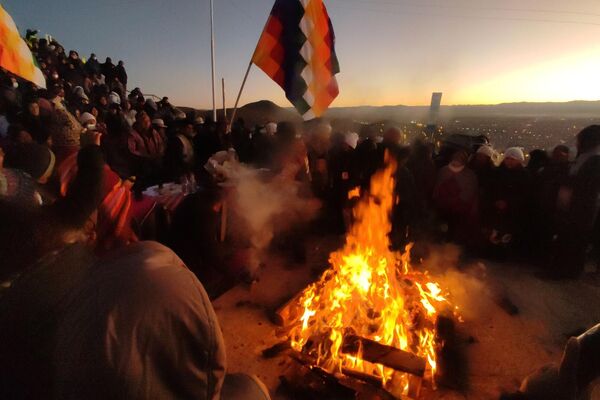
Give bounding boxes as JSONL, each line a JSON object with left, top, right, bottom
{"left": 213, "top": 237, "right": 600, "bottom": 399}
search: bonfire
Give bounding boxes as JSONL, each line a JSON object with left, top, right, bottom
{"left": 282, "top": 154, "right": 460, "bottom": 397}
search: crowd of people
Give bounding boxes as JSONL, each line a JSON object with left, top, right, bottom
{"left": 0, "top": 33, "right": 599, "bottom": 399}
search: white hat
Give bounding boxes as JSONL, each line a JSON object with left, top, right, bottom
{"left": 265, "top": 122, "right": 277, "bottom": 136}
{"left": 477, "top": 145, "right": 495, "bottom": 158}
{"left": 79, "top": 112, "right": 96, "bottom": 126}
{"left": 108, "top": 91, "right": 121, "bottom": 105}
{"left": 72, "top": 86, "right": 86, "bottom": 98}
{"left": 504, "top": 147, "right": 525, "bottom": 163}
{"left": 152, "top": 119, "right": 168, "bottom": 129}
{"left": 344, "top": 132, "right": 359, "bottom": 149}
{"left": 194, "top": 116, "right": 205, "bottom": 125}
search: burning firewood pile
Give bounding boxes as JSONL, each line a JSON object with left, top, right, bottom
{"left": 213, "top": 154, "right": 600, "bottom": 400}
{"left": 263, "top": 156, "right": 466, "bottom": 399}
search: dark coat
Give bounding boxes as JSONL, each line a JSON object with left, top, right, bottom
{"left": 114, "top": 64, "right": 128, "bottom": 86}
{"left": 0, "top": 242, "right": 227, "bottom": 400}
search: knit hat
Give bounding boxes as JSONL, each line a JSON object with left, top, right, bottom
{"left": 72, "top": 86, "right": 88, "bottom": 101}
{"left": 477, "top": 145, "right": 495, "bottom": 158}
{"left": 4, "top": 143, "right": 56, "bottom": 182}
{"left": 145, "top": 98, "right": 158, "bottom": 112}
{"left": 108, "top": 91, "right": 121, "bottom": 105}
{"left": 79, "top": 112, "right": 96, "bottom": 126}
{"left": 504, "top": 147, "right": 525, "bottom": 163}
{"left": 344, "top": 132, "right": 359, "bottom": 149}
{"left": 265, "top": 122, "right": 277, "bottom": 136}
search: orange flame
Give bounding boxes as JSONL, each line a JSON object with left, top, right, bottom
{"left": 286, "top": 154, "right": 458, "bottom": 395}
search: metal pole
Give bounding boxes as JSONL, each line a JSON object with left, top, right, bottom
{"left": 210, "top": 0, "right": 217, "bottom": 122}
{"left": 222, "top": 78, "right": 227, "bottom": 120}
{"left": 230, "top": 61, "right": 252, "bottom": 126}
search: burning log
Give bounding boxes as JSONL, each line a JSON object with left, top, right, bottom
{"left": 272, "top": 292, "right": 304, "bottom": 326}
{"left": 342, "top": 335, "right": 427, "bottom": 378}
{"left": 279, "top": 360, "right": 358, "bottom": 400}
{"left": 289, "top": 350, "right": 401, "bottom": 400}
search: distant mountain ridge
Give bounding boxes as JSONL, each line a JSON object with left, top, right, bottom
{"left": 182, "top": 99, "right": 600, "bottom": 125}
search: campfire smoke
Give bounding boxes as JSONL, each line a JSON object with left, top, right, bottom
{"left": 226, "top": 162, "right": 320, "bottom": 274}
{"left": 282, "top": 154, "right": 460, "bottom": 396}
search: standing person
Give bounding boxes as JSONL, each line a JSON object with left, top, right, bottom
{"left": 433, "top": 150, "right": 479, "bottom": 245}
{"left": 102, "top": 113, "right": 134, "bottom": 179}
{"left": 483, "top": 147, "right": 532, "bottom": 259}
{"left": 327, "top": 132, "right": 359, "bottom": 233}
{"left": 354, "top": 125, "right": 380, "bottom": 190}
{"left": 230, "top": 118, "right": 253, "bottom": 164}
{"left": 114, "top": 60, "right": 128, "bottom": 89}
{"left": 551, "top": 126, "right": 600, "bottom": 278}
{"left": 470, "top": 145, "right": 499, "bottom": 251}
{"left": 194, "top": 118, "right": 223, "bottom": 171}
{"left": 406, "top": 139, "right": 437, "bottom": 236}
{"left": 164, "top": 120, "right": 196, "bottom": 182}
{"left": 250, "top": 122, "right": 277, "bottom": 169}
{"left": 85, "top": 53, "right": 101, "bottom": 76}
{"left": 306, "top": 122, "right": 332, "bottom": 200}
{"left": 101, "top": 57, "right": 115, "bottom": 85}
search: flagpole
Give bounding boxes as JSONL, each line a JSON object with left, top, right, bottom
{"left": 230, "top": 61, "right": 252, "bottom": 127}
{"left": 210, "top": 0, "right": 217, "bottom": 123}
{"left": 222, "top": 78, "right": 227, "bottom": 120}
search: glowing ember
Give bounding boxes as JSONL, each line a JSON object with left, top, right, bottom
{"left": 285, "top": 154, "right": 458, "bottom": 396}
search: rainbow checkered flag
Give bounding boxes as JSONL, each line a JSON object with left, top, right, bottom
{"left": 252, "top": 0, "right": 340, "bottom": 120}
{"left": 0, "top": 5, "right": 46, "bottom": 88}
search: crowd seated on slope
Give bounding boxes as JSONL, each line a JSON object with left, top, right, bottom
{"left": 0, "top": 32, "right": 599, "bottom": 399}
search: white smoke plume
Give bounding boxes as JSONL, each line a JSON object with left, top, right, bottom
{"left": 220, "top": 160, "right": 321, "bottom": 275}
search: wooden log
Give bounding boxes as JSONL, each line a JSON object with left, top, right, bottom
{"left": 261, "top": 341, "right": 291, "bottom": 359}
{"left": 289, "top": 350, "right": 401, "bottom": 400}
{"left": 272, "top": 291, "right": 305, "bottom": 326}
{"left": 342, "top": 335, "right": 427, "bottom": 378}
{"left": 286, "top": 351, "right": 358, "bottom": 398}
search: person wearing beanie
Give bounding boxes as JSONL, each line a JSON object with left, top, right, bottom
{"left": 78, "top": 112, "right": 96, "bottom": 129}
{"left": 108, "top": 91, "right": 121, "bottom": 106}
{"left": 344, "top": 132, "right": 359, "bottom": 150}
{"left": 503, "top": 147, "right": 525, "bottom": 168}
{"left": 481, "top": 146, "right": 532, "bottom": 259}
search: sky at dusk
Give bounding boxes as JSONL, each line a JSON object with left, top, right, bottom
{"left": 5, "top": 0, "right": 600, "bottom": 109}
